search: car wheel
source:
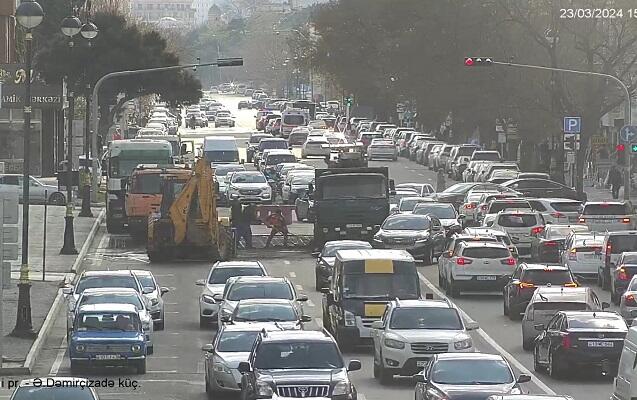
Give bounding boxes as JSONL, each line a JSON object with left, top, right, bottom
{"left": 336, "top": 330, "right": 353, "bottom": 353}
{"left": 70, "top": 360, "right": 81, "bottom": 374}
{"left": 106, "top": 218, "right": 125, "bottom": 234}
{"left": 548, "top": 352, "right": 563, "bottom": 378}
{"left": 438, "top": 270, "right": 444, "bottom": 288}
{"left": 422, "top": 246, "right": 433, "bottom": 265}
{"left": 503, "top": 299, "right": 509, "bottom": 316}
{"left": 154, "top": 318, "right": 165, "bottom": 331}
{"left": 199, "top": 316, "right": 209, "bottom": 328}
{"left": 533, "top": 347, "right": 544, "bottom": 372}
{"left": 147, "top": 345, "right": 154, "bottom": 355}
{"left": 48, "top": 192, "right": 66, "bottom": 205}
{"left": 602, "top": 273, "right": 610, "bottom": 291}
{"left": 315, "top": 271, "right": 323, "bottom": 291}
{"left": 448, "top": 277, "right": 460, "bottom": 298}
{"left": 378, "top": 362, "right": 393, "bottom": 385}
{"left": 522, "top": 339, "right": 534, "bottom": 351}
{"left": 611, "top": 290, "right": 620, "bottom": 305}
{"left": 136, "top": 359, "right": 147, "bottom": 374}
{"left": 507, "top": 303, "right": 522, "bottom": 321}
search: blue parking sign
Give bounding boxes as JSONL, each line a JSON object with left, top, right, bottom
{"left": 563, "top": 117, "right": 581, "bottom": 134}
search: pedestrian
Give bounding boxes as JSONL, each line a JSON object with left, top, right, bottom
{"left": 265, "top": 208, "right": 289, "bottom": 247}
{"left": 436, "top": 168, "right": 446, "bottom": 192}
{"left": 112, "top": 128, "right": 122, "bottom": 141}
{"left": 609, "top": 164, "right": 623, "bottom": 199}
{"left": 239, "top": 204, "right": 255, "bottom": 249}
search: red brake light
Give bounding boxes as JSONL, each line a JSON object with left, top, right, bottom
{"left": 551, "top": 212, "right": 564, "bottom": 218}
{"left": 623, "top": 218, "right": 631, "bottom": 223}
{"left": 465, "top": 203, "right": 476, "bottom": 209}
{"left": 501, "top": 257, "right": 516, "bottom": 266}
{"left": 531, "top": 226, "right": 544, "bottom": 235}
{"left": 544, "top": 241, "right": 558, "bottom": 247}
{"left": 626, "top": 294, "right": 637, "bottom": 306}
{"left": 562, "top": 334, "right": 572, "bottom": 349}
{"left": 579, "top": 217, "right": 586, "bottom": 223}
{"left": 518, "top": 282, "right": 535, "bottom": 289}
{"left": 618, "top": 267, "right": 629, "bottom": 281}
{"left": 456, "top": 257, "right": 473, "bottom": 266}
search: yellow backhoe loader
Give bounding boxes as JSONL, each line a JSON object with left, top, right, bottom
{"left": 147, "top": 159, "right": 232, "bottom": 262}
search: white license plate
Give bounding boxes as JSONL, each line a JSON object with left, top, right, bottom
{"left": 476, "top": 276, "right": 497, "bottom": 281}
{"left": 583, "top": 254, "right": 602, "bottom": 260}
{"left": 346, "top": 224, "right": 363, "bottom": 228}
{"left": 588, "top": 341, "right": 614, "bottom": 348}
{"left": 416, "top": 360, "right": 429, "bottom": 367}
{"left": 95, "top": 354, "right": 121, "bottom": 360}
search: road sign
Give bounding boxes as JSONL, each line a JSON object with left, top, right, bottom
{"left": 591, "top": 135, "right": 608, "bottom": 146}
{"left": 563, "top": 117, "right": 581, "bottom": 134}
{"left": 620, "top": 125, "right": 637, "bottom": 142}
{"left": 564, "top": 134, "right": 580, "bottom": 151}
{"left": 1, "top": 193, "right": 17, "bottom": 224}
{"left": 498, "top": 132, "right": 506, "bottom": 144}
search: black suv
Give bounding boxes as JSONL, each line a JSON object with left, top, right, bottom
{"left": 238, "top": 330, "right": 361, "bottom": 400}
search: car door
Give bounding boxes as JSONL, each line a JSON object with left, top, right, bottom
{"left": 372, "top": 306, "right": 390, "bottom": 360}
{"left": 541, "top": 313, "right": 564, "bottom": 362}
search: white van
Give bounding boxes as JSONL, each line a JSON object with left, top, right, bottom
{"left": 203, "top": 136, "right": 241, "bottom": 165}
{"left": 612, "top": 326, "right": 637, "bottom": 400}
{"left": 281, "top": 109, "right": 308, "bottom": 138}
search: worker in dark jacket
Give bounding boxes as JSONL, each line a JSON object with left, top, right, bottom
{"left": 609, "top": 165, "right": 623, "bottom": 199}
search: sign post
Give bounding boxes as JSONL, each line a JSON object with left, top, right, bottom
{"left": 620, "top": 125, "right": 637, "bottom": 200}
{"left": 0, "top": 191, "right": 18, "bottom": 368}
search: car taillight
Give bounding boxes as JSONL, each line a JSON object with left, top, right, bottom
{"left": 622, "top": 218, "right": 631, "bottom": 223}
{"left": 626, "top": 294, "right": 637, "bottom": 306}
{"left": 551, "top": 212, "right": 564, "bottom": 218}
{"left": 501, "top": 257, "right": 516, "bottom": 266}
{"left": 579, "top": 217, "right": 586, "bottom": 223}
{"left": 481, "top": 204, "right": 488, "bottom": 211}
{"left": 531, "top": 226, "right": 544, "bottom": 235}
{"left": 518, "top": 282, "right": 535, "bottom": 289}
{"left": 618, "top": 267, "right": 629, "bottom": 281}
{"left": 464, "top": 203, "right": 476, "bottom": 209}
{"left": 543, "top": 241, "right": 558, "bottom": 247}
{"left": 562, "top": 334, "right": 572, "bottom": 349}
{"left": 568, "top": 249, "right": 577, "bottom": 261}
{"left": 456, "top": 257, "right": 473, "bottom": 266}
{"left": 564, "top": 282, "right": 579, "bottom": 287}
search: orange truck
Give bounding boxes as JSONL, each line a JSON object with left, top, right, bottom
{"left": 125, "top": 164, "right": 192, "bottom": 237}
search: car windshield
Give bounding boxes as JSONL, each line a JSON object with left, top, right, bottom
{"left": 551, "top": 202, "right": 582, "bottom": 212}
{"left": 215, "top": 165, "right": 245, "bottom": 176}
{"left": 462, "top": 247, "right": 510, "bottom": 258}
{"left": 431, "top": 359, "right": 513, "bottom": 385}
{"left": 12, "top": 387, "right": 96, "bottom": 400}
{"left": 209, "top": 267, "right": 264, "bottom": 284}
{"left": 254, "top": 342, "right": 344, "bottom": 369}
{"left": 291, "top": 175, "right": 314, "bottom": 185}
{"left": 267, "top": 155, "right": 296, "bottom": 165}
{"left": 322, "top": 243, "right": 371, "bottom": 257}
{"left": 130, "top": 173, "right": 161, "bottom": 194}
{"left": 232, "top": 174, "right": 266, "bottom": 184}
{"left": 227, "top": 282, "right": 293, "bottom": 301}
{"left": 390, "top": 308, "right": 463, "bottom": 330}
{"left": 472, "top": 152, "right": 501, "bottom": 161}
{"left": 414, "top": 204, "right": 456, "bottom": 219}
{"left": 609, "top": 236, "right": 637, "bottom": 253}
{"left": 568, "top": 315, "right": 627, "bottom": 330}
{"left": 250, "top": 136, "right": 268, "bottom": 144}
{"left": 76, "top": 312, "right": 141, "bottom": 332}
{"left": 623, "top": 254, "right": 637, "bottom": 264}
{"left": 322, "top": 175, "right": 386, "bottom": 200}
{"left": 216, "top": 331, "right": 259, "bottom": 352}
{"left": 79, "top": 293, "right": 143, "bottom": 310}
{"left": 76, "top": 276, "right": 137, "bottom": 294}
{"left": 234, "top": 303, "right": 297, "bottom": 322}
{"left": 498, "top": 214, "right": 538, "bottom": 227}
{"left": 390, "top": 191, "right": 418, "bottom": 204}
{"left": 382, "top": 216, "right": 431, "bottom": 230}
{"left": 135, "top": 274, "right": 155, "bottom": 290}
{"left": 399, "top": 199, "right": 431, "bottom": 211}
{"left": 284, "top": 115, "right": 306, "bottom": 125}
{"left": 342, "top": 273, "right": 419, "bottom": 299}
{"left": 489, "top": 201, "right": 531, "bottom": 213}
{"left": 583, "top": 204, "right": 631, "bottom": 215}
{"left": 458, "top": 147, "right": 478, "bottom": 156}
{"left": 523, "top": 270, "right": 573, "bottom": 285}
{"left": 260, "top": 141, "right": 288, "bottom": 151}
{"left": 441, "top": 183, "right": 475, "bottom": 194}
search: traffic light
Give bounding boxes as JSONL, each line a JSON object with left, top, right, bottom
{"left": 617, "top": 144, "right": 626, "bottom": 165}
{"left": 464, "top": 57, "right": 493, "bottom": 66}
{"left": 632, "top": 143, "right": 637, "bottom": 153}
{"left": 344, "top": 97, "right": 353, "bottom": 107}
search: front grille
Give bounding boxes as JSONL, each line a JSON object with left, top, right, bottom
{"left": 361, "top": 318, "right": 379, "bottom": 327}
{"left": 85, "top": 343, "right": 132, "bottom": 353}
{"left": 386, "top": 237, "right": 415, "bottom": 245}
{"left": 411, "top": 342, "right": 449, "bottom": 354}
{"left": 277, "top": 385, "right": 330, "bottom": 398}
{"left": 239, "top": 189, "right": 261, "bottom": 195}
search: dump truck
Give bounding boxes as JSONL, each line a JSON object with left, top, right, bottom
{"left": 125, "top": 164, "right": 192, "bottom": 238}
{"left": 146, "top": 159, "right": 232, "bottom": 262}
{"left": 325, "top": 143, "right": 368, "bottom": 168}
{"left": 105, "top": 139, "right": 174, "bottom": 233}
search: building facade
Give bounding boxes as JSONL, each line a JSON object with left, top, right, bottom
{"left": 130, "top": 0, "right": 196, "bottom": 26}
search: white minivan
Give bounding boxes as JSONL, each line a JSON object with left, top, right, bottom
{"left": 612, "top": 326, "right": 637, "bottom": 400}
{"left": 203, "top": 136, "right": 241, "bottom": 165}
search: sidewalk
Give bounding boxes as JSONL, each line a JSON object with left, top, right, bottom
{"left": 583, "top": 178, "right": 634, "bottom": 202}
{"left": 1, "top": 204, "right": 103, "bottom": 374}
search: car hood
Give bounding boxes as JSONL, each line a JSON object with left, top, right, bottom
{"left": 216, "top": 352, "right": 251, "bottom": 368}
{"left": 389, "top": 329, "right": 469, "bottom": 342}
{"left": 377, "top": 229, "right": 427, "bottom": 239}
{"left": 231, "top": 321, "right": 302, "bottom": 330}
{"left": 437, "top": 383, "right": 517, "bottom": 399}
{"left": 231, "top": 183, "right": 268, "bottom": 190}
{"left": 71, "top": 331, "right": 144, "bottom": 342}
{"left": 257, "top": 368, "right": 347, "bottom": 385}
{"left": 440, "top": 218, "right": 460, "bottom": 227}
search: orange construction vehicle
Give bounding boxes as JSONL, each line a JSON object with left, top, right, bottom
{"left": 125, "top": 164, "right": 192, "bottom": 238}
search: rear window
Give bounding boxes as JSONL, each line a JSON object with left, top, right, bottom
{"left": 266, "top": 154, "right": 296, "bottom": 165}
{"left": 522, "top": 270, "right": 573, "bottom": 285}
{"left": 551, "top": 202, "right": 582, "bottom": 212}
{"left": 461, "top": 247, "right": 510, "bottom": 258}
{"left": 472, "top": 152, "right": 501, "bottom": 161}
{"left": 574, "top": 246, "right": 603, "bottom": 253}
{"left": 458, "top": 146, "right": 478, "bottom": 156}
{"left": 498, "top": 214, "right": 539, "bottom": 227}
{"left": 284, "top": 115, "right": 305, "bottom": 125}
{"left": 259, "top": 141, "right": 288, "bottom": 151}
{"left": 489, "top": 201, "right": 531, "bottom": 213}
{"left": 131, "top": 173, "right": 160, "bottom": 194}
{"left": 609, "top": 235, "right": 637, "bottom": 253}
{"left": 532, "top": 302, "right": 587, "bottom": 311}
{"left": 567, "top": 315, "right": 626, "bottom": 330}
{"left": 583, "top": 204, "right": 631, "bottom": 215}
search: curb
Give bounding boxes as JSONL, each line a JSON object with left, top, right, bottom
{"left": 18, "top": 208, "right": 105, "bottom": 375}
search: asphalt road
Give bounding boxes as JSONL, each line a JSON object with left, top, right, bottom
{"left": 11, "top": 94, "right": 618, "bottom": 400}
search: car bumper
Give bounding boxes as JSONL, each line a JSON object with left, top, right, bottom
{"left": 451, "top": 275, "right": 510, "bottom": 291}
{"left": 380, "top": 346, "right": 473, "bottom": 375}
{"left": 558, "top": 348, "right": 621, "bottom": 369}
{"left": 228, "top": 194, "right": 271, "bottom": 203}
{"left": 70, "top": 355, "right": 145, "bottom": 364}
{"left": 373, "top": 241, "right": 430, "bottom": 258}
{"left": 566, "top": 260, "right": 602, "bottom": 276}
{"left": 367, "top": 150, "right": 397, "bottom": 159}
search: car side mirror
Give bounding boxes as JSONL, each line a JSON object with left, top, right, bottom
{"left": 195, "top": 279, "right": 205, "bottom": 286}
{"left": 414, "top": 374, "right": 427, "bottom": 383}
{"left": 602, "top": 302, "right": 610, "bottom": 310}
{"left": 534, "top": 323, "right": 545, "bottom": 331}
{"left": 201, "top": 344, "right": 214, "bottom": 353}
{"left": 347, "top": 360, "right": 362, "bottom": 372}
{"left": 238, "top": 361, "right": 251, "bottom": 374}
{"left": 517, "top": 374, "right": 532, "bottom": 384}
{"left": 389, "top": 179, "right": 396, "bottom": 191}
{"left": 301, "top": 315, "right": 313, "bottom": 323}
{"left": 371, "top": 320, "right": 384, "bottom": 329}
{"left": 458, "top": 214, "right": 466, "bottom": 220}
{"left": 374, "top": 224, "right": 381, "bottom": 230}
{"left": 465, "top": 321, "right": 479, "bottom": 331}
{"left": 160, "top": 287, "right": 169, "bottom": 296}
{"left": 62, "top": 286, "right": 73, "bottom": 296}
{"left": 297, "top": 294, "right": 309, "bottom": 302}
{"left": 220, "top": 315, "right": 231, "bottom": 323}
{"left": 312, "top": 252, "right": 320, "bottom": 258}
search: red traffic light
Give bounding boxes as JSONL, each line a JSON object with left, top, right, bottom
{"left": 464, "top": 57, "right": 493, "bottom": 66}
{"left": 617, "top": 144, "right": 626, "bottom": 151}
{"left": 464, "top": 57, "right": 474, "bottom": 66}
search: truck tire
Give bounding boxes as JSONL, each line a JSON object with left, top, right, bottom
{"left": 106, "top": 218, "right": 125, "bottom": 234}
{"left": 136, "top": 359, "right": 147, "bottom": 374}
{"left": 70, "top": 360, "right": 80, "bottom": 374}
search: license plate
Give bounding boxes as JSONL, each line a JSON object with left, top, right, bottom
{"left": 476, "top": 276, "right": 497, "bottom": 281}
{"left": 95, "top": 354, "right": 121, "bottom": 360}
{"left": 416, "top": 360, "right": 429, "bottom": 367}
{"left": 583, "top": 254, "right": 602, "bottom": 260}
{"left": 588, "top": 341, "right": 614, "bottom": 348}
{"left": 346, "top": 224, "right": 363, "bottom": 228}
{"left": 568, "top": 216, "right": 578, "bottom": 222}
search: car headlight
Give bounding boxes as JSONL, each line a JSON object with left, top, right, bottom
{"left": 256, "top": 380, "right": 273, "bottom": 398}
{"left": 384, "top": 338, "right": 405, "bottom": 349}
{"left": 425, "top": 387, "right": 447, "bottom": 400}
{"left": 131, "top": 344, "right": 142, "bottom": 353}
{"left": 454, "top": 338, "right": 472, "bottom": 350}
{"left": 332, "top": 380, "right": 350, "bottom": 396}
{"left": 201, "top": 294, "right": 216, "bottom": 304}
{"left": 509, "top": 387, "right": 522, "bottom": 395}
{"left": 213, "top": 362, "right": 232, "bottom": 374}
{"left": 75, "top": 344, "right": 85, "bottom": 352}
{"left": 343, "top": 310, "right": 356, "bottom": 327}
{"left": 416, "top": 234, "right": 430, "bottom": 243}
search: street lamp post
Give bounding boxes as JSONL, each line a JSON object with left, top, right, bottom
{"left": 60, "top": 15, "right": 82, "bottom": 255}
{"left": 79, "top": 22, "right": 98, "bottom": 218}
{"left": 11, "top": 0, "right": 44, "bottom": 338}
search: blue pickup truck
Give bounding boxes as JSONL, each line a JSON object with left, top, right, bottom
{"left": 69, "top": 303, "right": 147, "bottom": 374}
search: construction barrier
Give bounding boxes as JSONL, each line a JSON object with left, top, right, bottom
{"left": 255, "top": 204, "right": 295, "bottom": 225}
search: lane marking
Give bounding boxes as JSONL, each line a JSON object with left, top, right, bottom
{"left": 418, "top": 173, "right": 424, "bottom": 176}
{"left": 284, "top": 260, "right": 291, "bottom": 265}
{"left": 307, "top": 299, "right": 315, "bottom": 307}
{"left": 417, "top": 272, "right": 556, "bottom": 396}
{"left": 49, "top": 335, "right": 67, "bottom": 376}
{"left": 295, "top": 284, "right": 303, "bottom": 291}
{"left": 147, "top": 370, "right": 179, "bottom": 373}
{"left": 165, "top": 302, "right": 179, "bottom": 305}
{"left": 96, "top": 234, "right": 109, "bottom": 271}
{"left": 289, "top": 271, "right": 296, "bottom": 278}
{"left": 165, "top": 311, "right": 180, "bottom": 314}
{"left": 154, "top": 274, "right": 175, "bottom": 277}
{"left": 150, "top": 356, "right": 180, "bottom": 359}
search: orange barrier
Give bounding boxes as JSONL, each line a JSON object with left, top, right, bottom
{"left": 255, "top": 204, "right": 295, "bottom": 225}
